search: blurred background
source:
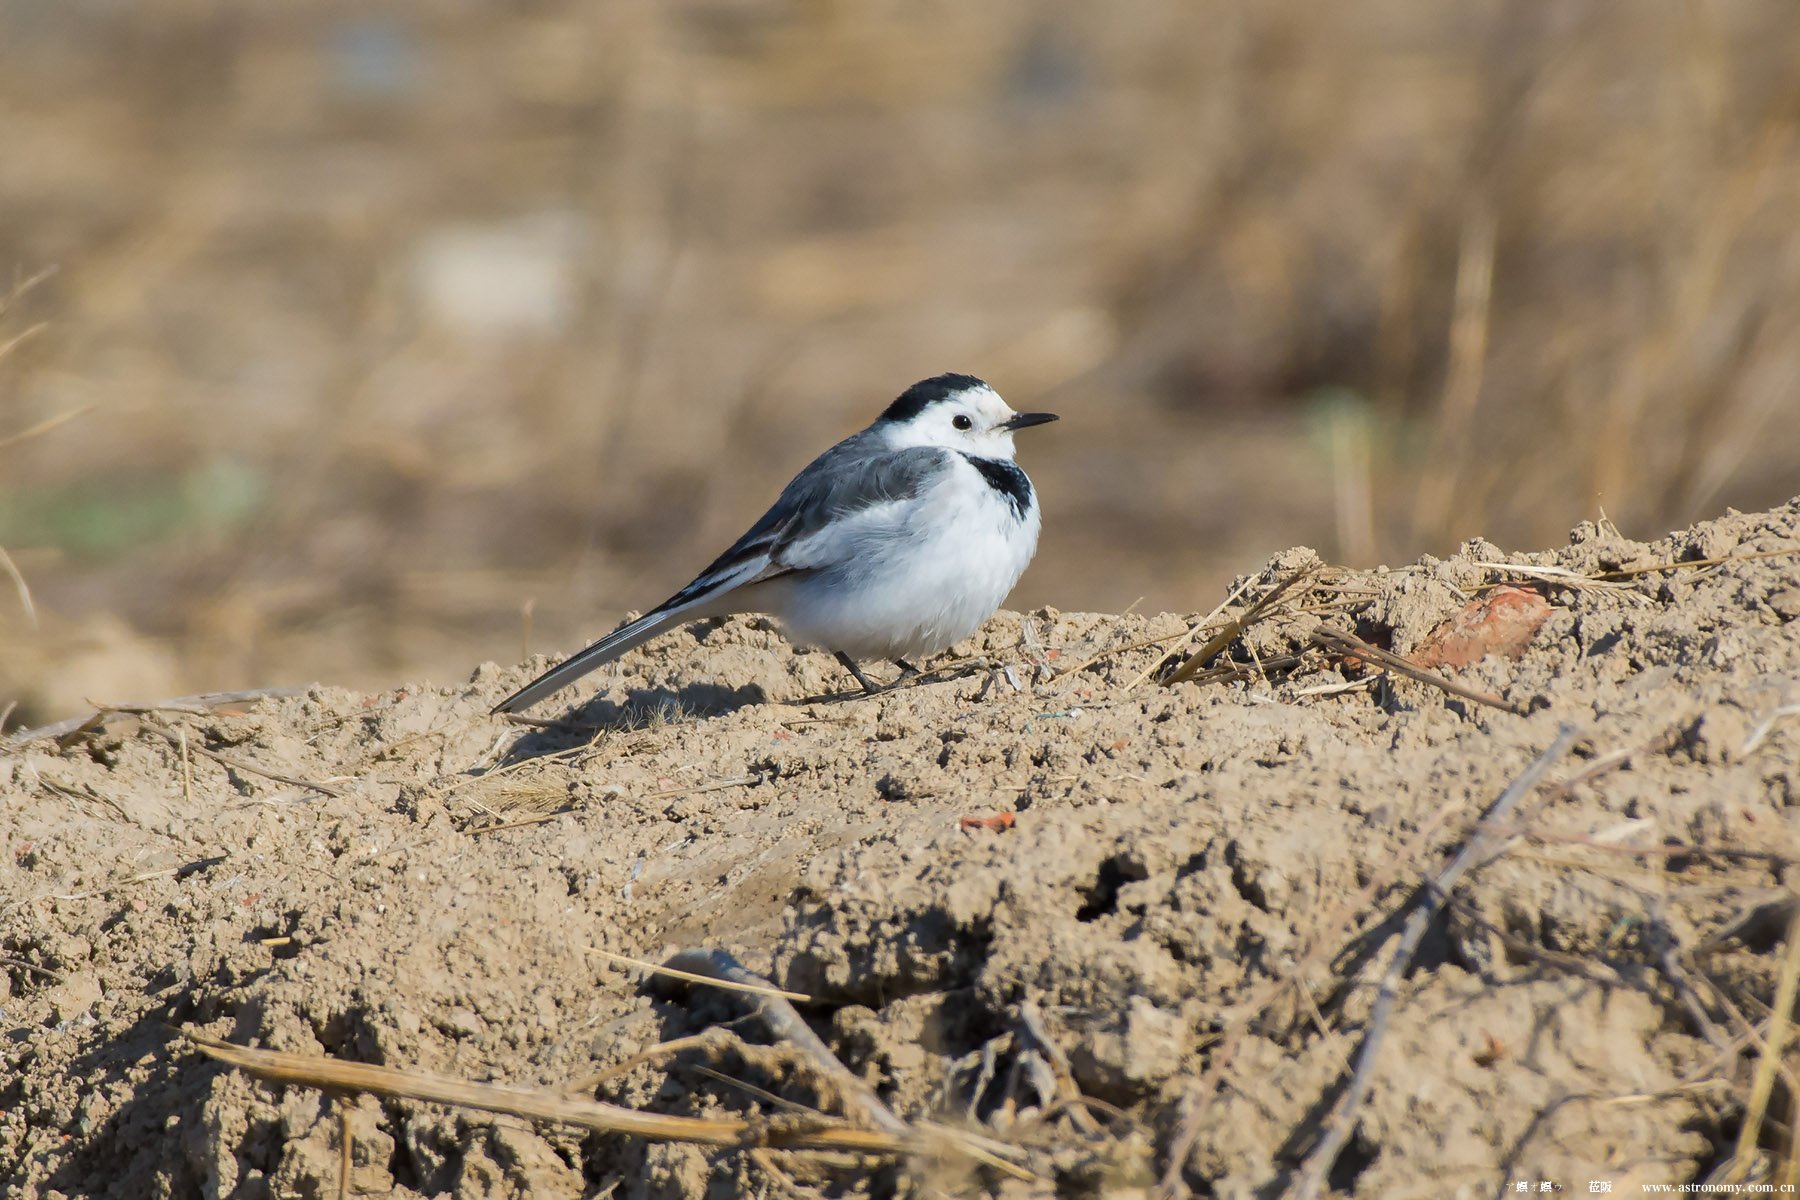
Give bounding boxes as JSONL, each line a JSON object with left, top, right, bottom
{"left": 2, "top": 0, "right": 1798, "bottom": 725}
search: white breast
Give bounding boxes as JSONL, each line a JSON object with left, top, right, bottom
{"left": 767, "top": 458, "right": 1041, "bottom": 661}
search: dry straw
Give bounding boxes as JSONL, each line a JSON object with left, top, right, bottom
{"left": 184, "top": 946, "right": 1048, "bottom": 1190}
{"left": 184, "top": 1030, "right": 910, "bottom": 1153}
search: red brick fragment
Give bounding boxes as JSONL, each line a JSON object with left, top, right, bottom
{"left": 1414, "top": 586, "right": 1551, "bottom": 669}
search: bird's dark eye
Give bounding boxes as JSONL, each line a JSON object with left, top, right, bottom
{"left": 952, "top": 414, "right": 973, "bottom": 431}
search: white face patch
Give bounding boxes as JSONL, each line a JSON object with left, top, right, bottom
{"left": 879, "top": 384, "right": 1023, "bottom": 458}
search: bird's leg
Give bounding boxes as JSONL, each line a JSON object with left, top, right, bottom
{"left": 891, "top": 659, "right": 920, "bottom": 682}
{"left": 834, "top": 652, "right": 883, "bottom": 695}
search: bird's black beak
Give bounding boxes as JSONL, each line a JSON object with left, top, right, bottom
{"left": 1000, "top": 411, "right": 1059, "bottom": 431}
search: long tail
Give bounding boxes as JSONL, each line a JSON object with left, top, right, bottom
{"left": 491, "top": 603, "right": 700, "bottom": 714}
{"left": 494, "top": 534, "right": 784, "bottom": 714}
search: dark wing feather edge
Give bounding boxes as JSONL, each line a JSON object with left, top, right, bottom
{"left": 654, "top": 437, "right": 950, "bottom": 612}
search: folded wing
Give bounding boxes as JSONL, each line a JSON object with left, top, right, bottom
{"left": 490, "top": 438, "right": 951, "bottom": 713}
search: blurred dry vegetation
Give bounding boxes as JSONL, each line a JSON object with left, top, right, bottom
{"left": 1, "top": 0, "right": 1797, "bottom": 726}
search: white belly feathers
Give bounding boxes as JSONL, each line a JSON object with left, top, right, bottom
{"left": 770, "top": 455, "right": 1039, "bottom": 660}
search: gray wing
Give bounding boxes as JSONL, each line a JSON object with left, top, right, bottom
{"left": 650, "top": 436, "right": 952, "bottom": 614}
{"left": 489, "top": 436, "right": 949, "bottom": 713}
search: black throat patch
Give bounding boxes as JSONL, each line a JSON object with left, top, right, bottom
{"left": 962, "top": 454, "right": 1033, "bottom": 518}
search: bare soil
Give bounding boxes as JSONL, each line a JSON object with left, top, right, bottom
{"left": 4, "top": 500, "right": 1800, "bottom": 1198}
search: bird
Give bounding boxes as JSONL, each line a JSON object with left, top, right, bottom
{"left": 491, "top": 373, "right": 1058, "bottom": 713}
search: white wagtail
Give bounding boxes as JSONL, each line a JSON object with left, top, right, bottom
{"left": 492, "top": 373, "right": 1058, "bottom": 712}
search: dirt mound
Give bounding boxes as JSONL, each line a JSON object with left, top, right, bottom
{"left": 5, "top": 500, "right": 1799, "bottom": 1198}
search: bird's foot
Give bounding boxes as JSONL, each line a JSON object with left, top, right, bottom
{"left": 834, "top": 652, "right": 884, "bottom": 695}
{"left": 833, "top": 653, "right": 928, "bottom": 695}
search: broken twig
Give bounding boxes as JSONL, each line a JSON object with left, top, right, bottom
{"left": 1310, "top": 624, "right": 1531, "bottom": 716}
{"left": 7, "top": 686, "right": 311, "bottom": 748}
{"left": 660, "top": 949, "right": 906, "bottom": 1137}
{"left": 1290, "top": 726, "right": 1579, "bottom": 1200}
